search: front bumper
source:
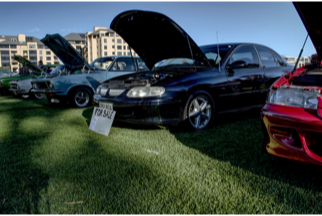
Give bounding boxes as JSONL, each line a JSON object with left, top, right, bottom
{"left": 261, "top": 103, "right": 322, "bottom": 166}
{"left": 9, "top": 88, "right": 27, "bottom": 94}
{"left": 93, "top": 94, "right": 182, "bottom": 125}
{"left": 31, "top": 89, "right": 63, "bottom": 93}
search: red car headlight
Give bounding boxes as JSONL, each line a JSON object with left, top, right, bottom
{"left": 267, "top": 87, "right": 321, "bottom": 109}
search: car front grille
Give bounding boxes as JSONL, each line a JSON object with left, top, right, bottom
{"left": 33, "top": 81, "right": 50, "bottom": 89}
{"left": 10, "top": 83, "right": 18, "bottom": 90}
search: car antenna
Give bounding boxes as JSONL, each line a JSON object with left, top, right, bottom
{"left": 217, "top": 31, "right": 221, "bottom": 73}
{"left": 292, "top": 34, "right": 309, "bottom": 75}
{"left": 186, "top": 35, "right": 197, "bottom": 72}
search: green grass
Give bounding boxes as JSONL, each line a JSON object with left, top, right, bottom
{"left": 1, "top": 94, "right": 322, "bottom": 214}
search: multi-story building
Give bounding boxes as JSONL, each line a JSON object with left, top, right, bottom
{"left": 85, "top": 26, "right": 137, "bottom": 63}
{"left": 0, "top": 33, "right": 86, "bottom": 72}
{"left": 0, "top": 34, "right": 61, "bottom": 72}
{"left": 282, "top": 55, "right": 311, "bottom": 67}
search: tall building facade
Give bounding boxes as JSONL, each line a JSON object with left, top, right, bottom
{"left": 0, "top": 33, "right": 86, "bottom": 72}
{"left": 85, "top": 26, "right": 136, "bottom": 63}
{"left": 0, "top": 26, "right": 134, "bottom": 71}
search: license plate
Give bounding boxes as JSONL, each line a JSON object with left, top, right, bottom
{"left": 99, "top": 102, "right": 113, "bottom": 110}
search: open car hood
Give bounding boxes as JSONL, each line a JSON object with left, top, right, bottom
{"left": 110, "top": 10, "right": 209, "bottom": 70}
{"left": 294, "top": 2, "right": 322, "bottom": 59}
{"left": 41, "top": 34, "right": 92, "bottom": 71}
{"left": 13, "top": 55, "right": 42, "bottom": 74}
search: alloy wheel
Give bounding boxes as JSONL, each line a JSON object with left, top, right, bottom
{"left": 188, "top": 96, "right": 212, "bottom": 130}
{"left": 34, "top": 93, "right": 43, "bottom": 100}
{"left": 74, "top": 90, "right": 90, "bottom": 107}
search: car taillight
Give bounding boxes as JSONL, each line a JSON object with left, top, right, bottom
{"left": 270, "top": 126, "right": 302, "bottom": 149}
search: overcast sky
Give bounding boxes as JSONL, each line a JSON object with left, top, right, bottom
{"left": 0, "top": 1, "right": 316, "bottom": 57}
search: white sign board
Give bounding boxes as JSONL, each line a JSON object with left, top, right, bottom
{"left": 89, "top": 105, "right": 116, "bottom": 136}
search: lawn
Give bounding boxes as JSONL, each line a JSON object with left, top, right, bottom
{"left": 0, "top": 94, "right": 322, "bottom": 214}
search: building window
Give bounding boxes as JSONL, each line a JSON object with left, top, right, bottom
{"left": 101, "top": 33, "right": 105, "bottom": 37}
{"left": 110, "top": 32, "right": 114, "bottom": 37}
{"left": 123, "top": 46, "right": 126, "bottom": 50}
{"left": 117, "top": 52, "right": 122, "bottom": 56}
{"left": 104, "top": 52, "right": 107, "bottom": 56}
{"left": 0, "top": 45, "right": 9, "bottom": 48}
{"left": 104, "top": 39, "right": 107, "bottom": 43}
{"left": 29, "top": 50, "right": 37, "bottom": 55}
{"left": 127, "top": 46, "right": 130, "bottom": 50}
{"left": 30, "top": 56, "right": 37, "bottom": 60}
{"left": 46, "top": 57, "right": 51, "bottom": 61}
{"left": 46, "top": 51, "right": 51, "bottom": 55}
{"left": 124, "top": 52, "right": 126, "bottom": 56}
{"left": 128, "top": 52, "right": 131, "bottom": 56}
{"left": 29, "top": 44, "right": 36, "bottom": 49}
{"left": 39, "top": 50, "right": 42, "bottom": 55}
{"left": 117, "top": 45, "right": 122, "bottom": 50}
{"left": 10, "top": 45, "right": 17, "bottom": 49}
{"left": 123, "top": 40, "right": 126, "bottom": 44}
{"left": 104, "top": 45, "right": 107, "bottom": 50}
{"left": 39, "top": 56, "right": 43, "bottom": 60}
{"left": 112, "top": 45, "right": 115, "bottom": 49}
{"left": 116, "top": 33, "right": 119, "bottom": 37}
{"left": 112, "top": 52, "right": 115, "bottom": 55}
{"left": 117, "top": 39, "right": 122, "bottom": 43}
{"left": 11, "top": 38, "right": 17, "bottom": 42}
{"left": 38, "top": 45, "right": 44, "bottom": 49}
{"left": 112, "top": 39, "right": 115, "bottom": 42}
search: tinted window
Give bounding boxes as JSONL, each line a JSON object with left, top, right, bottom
{"left": 256, "top": 46, "right": 277, "bottom": 68}
{"left": 272, "top": 50, "right": 286, "bottom": 66}
{"left": 200, "top": 45, "right": 234, "bottom": 66}
{"left": 228, "top": 45, "right": 259, "bottom": 66}
{"left": 111, "top": 58, "right": 135, "bottom": 71}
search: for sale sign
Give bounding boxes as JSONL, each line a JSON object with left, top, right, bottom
{"left": 89, "top": 105, "right": 116, "bottom": 136}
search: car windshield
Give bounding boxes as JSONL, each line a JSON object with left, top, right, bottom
{"left": 90, "top": 57, "right": 114, "bottom": 70}
{"left": 200, "top": 44, "right": 235, "bottom": 66}
{"left": 154, "top": 58, "right": 195, "bottom": 68}
{"left": 49, "top": 65, "right": 65, "bottom": 75}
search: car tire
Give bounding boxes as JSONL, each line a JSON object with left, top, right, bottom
{"left": 70, "top": 87, "right": 92, "bottom": 108}
{"left": 33, "top": 93, "right": 43, "bottom": 100}
{"left": 183, "top": 91, "right": 215, "bottom": 130}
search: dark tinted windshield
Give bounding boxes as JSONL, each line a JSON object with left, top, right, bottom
{"left": 200, "top": 44, "right": 234, "bottom": 65}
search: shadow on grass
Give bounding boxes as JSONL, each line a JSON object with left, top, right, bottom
{"left": 169, "top": 108, "right": 322, "bottom": 210}
{"left": 0, "top": 98, "right": 66, "bottom": 213}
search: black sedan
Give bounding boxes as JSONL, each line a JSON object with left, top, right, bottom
{"left": 93, "top": 10, "right": 293, "bottom": 130}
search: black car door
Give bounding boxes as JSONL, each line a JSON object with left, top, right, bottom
{"left": 255, "top": 45, "right": 293, "bottom": 92}
{"left": 221, "top": 44, "right": 265, "bottom": 111}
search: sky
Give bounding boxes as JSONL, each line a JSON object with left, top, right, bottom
{"left": 0, "top": 1, "right": 316, "bottom": 57}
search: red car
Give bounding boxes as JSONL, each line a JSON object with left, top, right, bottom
{"left": 261, "top": 2, "right": 322, "bottom": 166}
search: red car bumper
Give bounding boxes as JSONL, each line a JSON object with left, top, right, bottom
{"left": 261, "top": 103, "right": 322, "bottom": 166}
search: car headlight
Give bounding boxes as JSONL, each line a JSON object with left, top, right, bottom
{"left": 267, "top": 87, "right": 321, "bottom": 109}
{"left": 32, "top": 83, "right": 38, "bottom": 89}
{"left": 126, "top": 86, "right": 165, "bottom": 98}
{"left": 49, "top": 82, "right": 54, "bottom": 89}
{"left": 96, "top": 86, "right": 101, "bottom": 94}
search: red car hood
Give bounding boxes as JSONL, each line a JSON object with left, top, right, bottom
{"left": 110, "top": 10, "right": 209, "bottom": 70}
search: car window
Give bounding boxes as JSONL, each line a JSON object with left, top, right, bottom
{"left": 90, "top": 57, "right": 114, "bottom": 70}
{"left": 111, "top": 58, "right": 136, "bottom": 71}
{"left": 154, "top": 58, "right": 194, "bottom": 68}
{"left": 271, "top": 50, "right": 286, "bottom": 67}
{"left": 200, "top": 45, "right": 234, "bottom": 66}
{"left": 50, "top": 65, "right": 65, "bottom": 75}
{"left": 228, "top": 45, "right": 259, "bottom": 66}
{"left": 255, "top": 45, "right": 278, "bottom": 68}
